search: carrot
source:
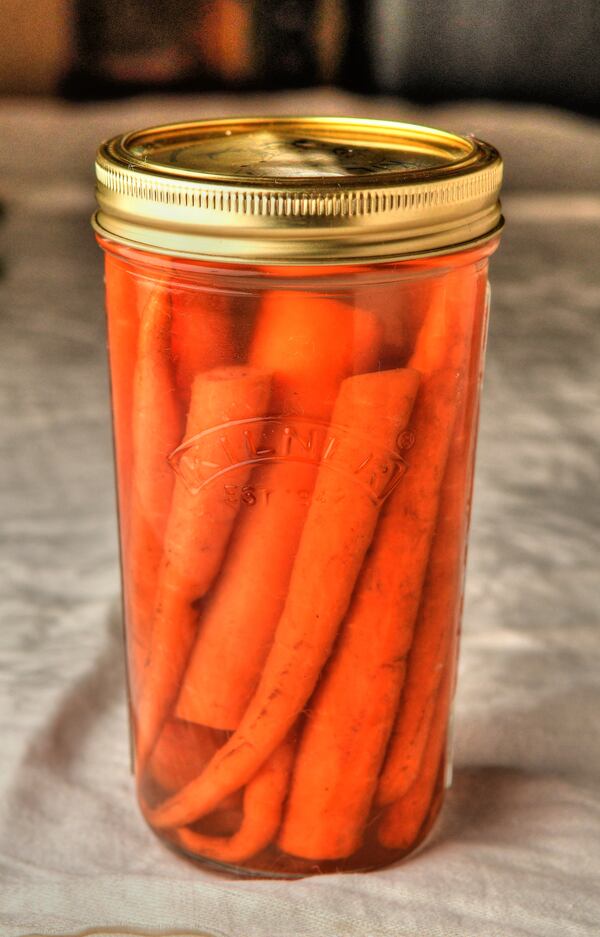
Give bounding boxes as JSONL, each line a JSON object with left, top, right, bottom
{"left": 170, "top": 286, "right": 233, "bottom": 409}
{"left": 124, "top": 286, "right": 183, "bottom": 694}
{"left": 125, "top": 279, "right": 236, "bottom": 693}
{"left": 375, "top": 464, "right": 464, "bottom": 805}
{"left": 135, "top": 365, "right": 272, "bottom": 769}
{"left": 378, "top": 663, "right": 452, "bottom": 851}
{"left": 104, "top": 254, "right": 141, "bottom": 518}
{"left": 376, "top": 266, "right": 481, "bottom": 807}
{"left": 147, "top": 718, "right": 243, "bottom": 834}
{"left": 176, "top": 291, "right": 381, "bottom": 730}
{"left": 140, "top": 724, "right": 242, "bottom": 831}
{"left": 146, "top": 367, "right": 420, "bottom": 829}
{"left": 354, "top": 274, "right": 433, "bottom": 367}
{"left": 278, "top": 273, "right": 475, "bottom": 859}
{"left": 148, "top": 718, "right": 222, "bottom": 794}
{"left": 172, "top": 738, "right": 294, "bottom": 864}
{"left": 278, "top": 632, "right": 409, "bottom": 861}
{"left": 451, "top": 265, "right": 491, "bottom": 557}
{"left": 276, "top": 373, "right": 450, "bottom": 859}
{"left": 376, "top": 268, "right": 488, "bottom": 805}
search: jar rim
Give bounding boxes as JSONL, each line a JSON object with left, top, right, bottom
{"left": 94, "top": 116, "right": 503, "bottom": 264}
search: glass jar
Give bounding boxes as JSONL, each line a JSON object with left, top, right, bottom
{"left": 93, "top": 117, "right": 503, "bottom": 876}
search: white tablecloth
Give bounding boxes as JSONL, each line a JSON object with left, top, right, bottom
{"left": 0, "top": 91, "right": 599, "bottom": 937}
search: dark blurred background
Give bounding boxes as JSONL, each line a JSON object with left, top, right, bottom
{"left": 1, "top": 0, "right": 599, "bottom": 115}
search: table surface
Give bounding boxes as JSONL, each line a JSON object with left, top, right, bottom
{"left": 0, "top": 92, "right": 599, "bottom": 937}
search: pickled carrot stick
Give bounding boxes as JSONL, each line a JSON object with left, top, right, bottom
{"left": 135, "top": 365, "right": 272, "bottom": 769}
{"left": 176, "top": 292, "right": 381, "bottom": 730}
{"left": 376, "top": 266, "right": 481, "bottom": 807}
{"left": 170, "top": 287, "right": 233, "bottom": 408}
{"left": 375, "top": 471, "right": 463, "bottom": 805}
{"left": 277, "top": 372, "right": 452, "bottom": 859}
{"left": 126, "top": 286, "right": 183, "bottom": 690}
{"left": 149, "top": 719, "right": 222, "bottom": 794}
{"left": 452, "top": 266, "right": 490, "bottom": 559}
{"left": 410, "top": 279, "right": 454, "bottom": 372}
{"left": 278, "top": 644, "right": 409, "bottom": 860}
{"left": 278, "top": 274, "right": 475, "bottom": 858}
{"left": 172, "top": 738, "right": 294, "bottom": 864}
{"left": 376, "top": 270, "right": 488, "bottom": 803}
{"left": 378, "top": 664, "right": 452, "bottom": 851}
{"left": 146, "top": 367, "right": 420, "bottom": 829}
{"left": 148, "top": 718, "right": 243, "bottom": 829}
{"left": 104, "top": 254, "right": 142, "bottom": 517}
{"left": 355, "top": 275, "right": 432, "bottom": 367}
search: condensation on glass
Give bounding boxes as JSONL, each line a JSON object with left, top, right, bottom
{"left": 93, "top": 117, "right": 503, "bottom": 877}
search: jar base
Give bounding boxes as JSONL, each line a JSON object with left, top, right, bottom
{"left": 149, "top": 791, "right": 445, "bottom": 880}
{"left": 170, "top": 838, "right": 413, "bottom": 879}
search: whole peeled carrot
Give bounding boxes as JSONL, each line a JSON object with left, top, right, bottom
{"left": 146, "top": 367, "right": 420, "bottom": 829}
{"left": 376, "top": 265, "right": 480, "bottom": 807}
{"left": 278, "top": 616, "right": 409, "bottom": 861}
{"left": 375, "top": 463, "right": 463, "bottom": 805}
{"left": 104, "top": 253, "right": 142, "bottom": 519}
{"left": 354, "top": 274, "right": 433, "bottom": 367}
{"left": 278, "top": 273, "right": 476, "bottom": 859}
{"left": 176, "top": 291, "right": 381, "bottom": 730}
{"left": 126, "top": 281, "right": 237, "bottom": 693}
{"left": 125, "top": 286, "right": 183, "bottom": 692}
{"left": 135, "top": 365, "right": 272, "bottom": 769}
{"left": 170, "top": 286, "right": 232, "bottom": 409}
{"left": 147, "top": 718, "right": 242, "bottom": 833}
{"left": 172, "top": 738, "right": 294, "bottom": 864}
{"left": 376, "top": 269, "right": 488, "bottom": 804}
{"left": 149, "top": 718, "right": 222, "bottom": 794}
{"left": 278, "top": 374, "right": 452, "bottom": 859}
{"left": 378, "top": 664, "right": 452, "bottom": 851}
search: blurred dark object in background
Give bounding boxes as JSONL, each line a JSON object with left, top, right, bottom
{"left": 377, "top": 0, "right": 600, "bottom": 116}
{"left": 61, "top": 0, "right": 346, "bottom": 98}
{"left": 1, "top": 0, "right": 599, "bottom": 116}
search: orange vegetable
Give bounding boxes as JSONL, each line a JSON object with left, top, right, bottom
{"left": 149, "top": 719, "right": 222, "bottom": 794}
{"left": 278, "top": 275, "right": 474, "bottom": 859}
{"left": 278, "top": 623, "right": 408, "bottom": 860}
{"left": 170, "top": 286, "right": 233, "bottom": 409}
{"left": 375, "top": 463, "right": 463, "bottom": 806}
{"left": 176, "top": 291, "right": 381, "bottom": 730}
{"left": 146, "top": 367, "right": 420, "bottom": 829}
{"left": 278, "top": 375, "right": 453, "bottom": 859}
{"left": 146, "top": 718, "right": 242, "bottom": 835}
{"left": 104, "top": 253, "right": 142, "bottom": 515}
{"left": 378, "top": 664, "right": 452, "bottom": 851}
{"left": 354, "top": 275, "right": 432, "bottom": 366}
{"left": 125, "top": 286, "right": 183, "bottom": 690}
{"left": 376, "top": 268, "right": 488, "bottom": 804}
{"left": 134, "top": 365, "right": 272, "bottom": 769}
{"left": 376, "top": 266, "right": 480, "bottom": 807}
{"left": 173, "top": 738, "right": 294, "bottom": 865}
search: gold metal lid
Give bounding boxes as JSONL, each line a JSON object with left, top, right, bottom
{"left": 93, "top": 116, "right": 503, "bottom": 264}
